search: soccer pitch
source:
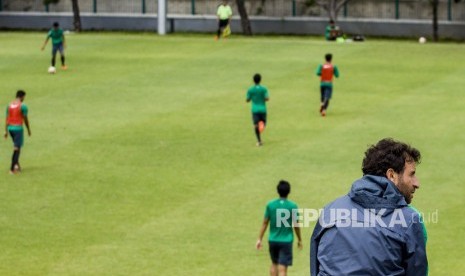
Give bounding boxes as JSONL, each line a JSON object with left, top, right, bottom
{"left": 1, "top": 32, "right": 464, "bottom": 275}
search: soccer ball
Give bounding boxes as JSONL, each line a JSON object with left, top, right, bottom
{"left": 48, "top": 66, "right": 56, "bottom": 74}
{"left": 419, "top": 37, "right": 426, "bottom": 44}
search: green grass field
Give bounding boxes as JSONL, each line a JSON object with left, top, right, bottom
{"left": 1, "top": 32, "right": 464, "bottom": 275}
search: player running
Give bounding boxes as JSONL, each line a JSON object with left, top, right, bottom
{"left": 246, "top": 73, "right": 269, "bottom": 147}
{"left": 316, "top": 53, "right": 339, "bottom": 116}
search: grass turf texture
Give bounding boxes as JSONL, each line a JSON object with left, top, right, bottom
{"left": 1, "top": 32, "right": 464, "bottom": 275}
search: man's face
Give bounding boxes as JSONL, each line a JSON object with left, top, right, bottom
{"left": 392, "top": 162, "right": 420, "bottom": 204}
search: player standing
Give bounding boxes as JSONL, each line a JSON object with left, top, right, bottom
{"left": 4, "top": 90, "right": 31, "bottom": 174}
{"left": 316, "top": 53, "right": 339, "bottom": 116}
{"left": 41, "top": 22, "right": 67, "bottom": 70}
{"left": 246, "top": 73, "right": 269, "bottom": 147}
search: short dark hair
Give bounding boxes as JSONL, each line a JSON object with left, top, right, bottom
{"left": 325, "top": 53, "right": 332, "bottom": 62}
{"left": 53, "top": 22, "right": 59, "bottom": 27}
{"left": 277, "top": 180, "right": 291, "bottom": 198}
{"left": 253, "top": 73, "right": 261, "bottom": 84}
{"left": 16, "top": 90, "right": 26, "bottom": 98}
{"left": 362, "top": 138, "right": 421, "bottom": 176}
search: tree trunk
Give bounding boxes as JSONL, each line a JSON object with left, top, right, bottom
{"left": 330, "top": 0, "right": 337, "bottom": 21}
{"left": 317, "top": 0, "right": 352, "bottom": 22}
{"left": 71, "top": 0, "right": 82, "bottom": 32}
{"left": 432, "top": 0, "right": 439, "bottom": 41}
{"left": 329, "top": 9, "right": 337, "bottom": 21}
{"left": 235, "top": 0, "right": 252, "bottom": 36}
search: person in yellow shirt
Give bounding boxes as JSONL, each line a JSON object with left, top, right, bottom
{"left": 216, "top": 0, "right": 232, "bottom": 40}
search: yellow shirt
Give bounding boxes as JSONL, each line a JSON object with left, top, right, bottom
{"left": 217, "top": 4, "right": 232, "bottom": 20}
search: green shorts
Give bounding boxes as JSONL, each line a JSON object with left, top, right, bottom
{"left": 9, "top": 129, "right": 24, "bottom": 148}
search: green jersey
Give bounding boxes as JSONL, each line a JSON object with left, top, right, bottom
{"left": 246, "top": 85, "right": 269, "bottom": 114}
{"left": 264, "top": 198, "right": 298, "bottom": 243}
{"left": 47, "top": 28, "right": 64, "bottom": 45}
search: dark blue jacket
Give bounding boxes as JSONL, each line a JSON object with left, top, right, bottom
{"left": 310, "top": 175, "right": 428, "bottom": 276}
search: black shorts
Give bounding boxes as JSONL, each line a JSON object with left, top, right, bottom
{"left": 219, "top": 19, "right": 229, "bottom": 28}
{"left": 252, "top": 113, "right": 267, "bottom": 125}
{"left": 269, "top": 241, "right": 293, "bottom": 266}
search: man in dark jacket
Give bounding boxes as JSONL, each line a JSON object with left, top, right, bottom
{"left": 310, "top": 138, "right": 428, "bottom": 276}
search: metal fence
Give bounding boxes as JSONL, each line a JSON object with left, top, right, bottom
{"left": 1, "top": 0, "right": 464, "bottom": 21}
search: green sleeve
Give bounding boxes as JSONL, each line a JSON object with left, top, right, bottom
{"left": 264, "top": 205, "right": 270, "bottom": 219}
{"left": 334, "top": 66, "right": 340, "bottom": 78}
{"left": 21, "top": 104, "right": 28, "bottom": 116}
{"left": 265, "top": 88, "right": 269, "bottom": 99}
{"left": 316, "top": 64, "right": 322, "bottom": 76}
{"left": 246, "top": 89, "right": 251, "bottom": 100}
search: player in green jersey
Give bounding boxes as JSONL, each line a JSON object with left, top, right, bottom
{"left": 325, "top": 20, "right": 342, "bottom": 41}
{"left": 246, "top": 73, "right": 269, "bottom": 146}
{"left": 256, "top": 180, "right": 303, "bottom": 276}
{"left": 41, "top": 22, "right": 67, "bottom": 70}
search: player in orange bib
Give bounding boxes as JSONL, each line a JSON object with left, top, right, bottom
{"left": 316, "top": 53, "right": 339, "bottom": 116}
{"left": 4, "top": 90, "right": 31, "bottom": 174}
